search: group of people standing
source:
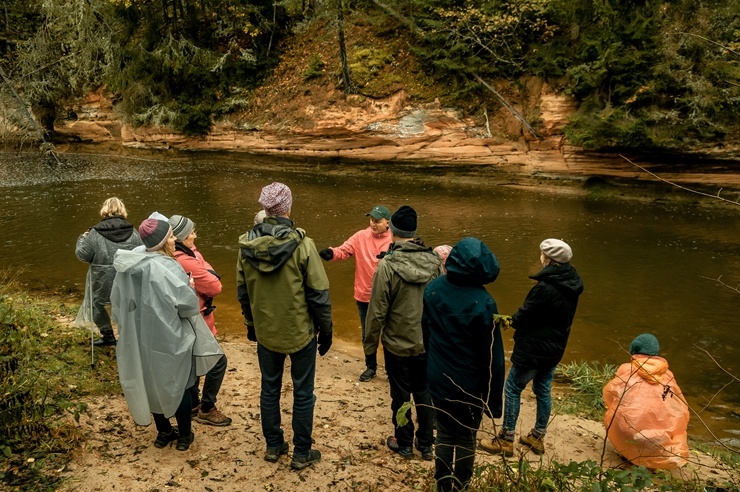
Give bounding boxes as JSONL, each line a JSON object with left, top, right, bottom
{"left": 75, "top": 182, "right": 688, "bottom": 490}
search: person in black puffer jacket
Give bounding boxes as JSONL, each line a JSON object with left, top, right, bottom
{"left": 480, "top": 238, "right": 583, "bottom": 457}
{"left": 423, "top": 237, "right": 503, "bottom": 492}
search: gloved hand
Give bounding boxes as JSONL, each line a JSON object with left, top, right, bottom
{"left": 376, "top": 251, "right": 387, "bottom": 260}
{"left": 319, "top": 248, "right": 333, "bottom": 261}
{"left": 245, "top": 321, "right": 257, "bottom": 342}
{"left": 317, "top": 331, "right": 332, "bottom": 356}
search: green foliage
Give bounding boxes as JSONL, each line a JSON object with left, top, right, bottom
{"left": 11, "top": 0, "right": 118, "bottom": 131}
{"left": 555, "top": 360, "right": 617, "bottom": 420}
{"left": 303, "top": 54, "right": 325, "bottom": 81}
{"left": 463, "top": 458, "right": 726, "bottom": 491}
{"left": 0, "top": 273, "right": 119, "bottom": 489}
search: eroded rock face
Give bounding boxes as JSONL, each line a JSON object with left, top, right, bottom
{"left": 51, "top": 80, "right": 739, "bottom": 191}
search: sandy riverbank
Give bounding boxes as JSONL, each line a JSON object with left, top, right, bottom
{"left": 58, "top": 338, "right": 738, "bottom": 491}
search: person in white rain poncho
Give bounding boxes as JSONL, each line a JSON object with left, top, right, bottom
{"left": 111, "top": 218, "right": 224, "bottom": 452}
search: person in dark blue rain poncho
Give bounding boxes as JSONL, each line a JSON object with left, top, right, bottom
{"left": 422, "top": 237, "right": 504, "bottom": 492}
{"left": 111, "top": 219, "right": 224, "bottom": 452}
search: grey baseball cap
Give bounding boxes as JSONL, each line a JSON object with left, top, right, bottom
{"left": 366, "top": 205, "right": 391, "bottom": 220}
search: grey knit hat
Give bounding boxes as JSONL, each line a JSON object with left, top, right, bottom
{"left": 169, "top": 214, "right": 195, "bottom": 242}
{"left": 630, "top": 334, "right": 660, "bottom": 356}
{"left": 540, "top": 238, "right": 573, "bottom": 264}
{"left": 139, "top": 219, "right": 171, "bottom": 252}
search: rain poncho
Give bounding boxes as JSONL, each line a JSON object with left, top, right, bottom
{"left": 111, "top": 248, "right": 224, "bottom": 425}
{"left": 603, "top": 355, "right": 690, "bottom": 468}
{"left": 74, "top": 216, "right": 142, "bottom": 331}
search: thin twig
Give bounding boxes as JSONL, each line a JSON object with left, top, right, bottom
{"left": 698, "top": 274, "right": 740, "bottom": 295}
{"left": 676, "top": 32, "right": 740, "bottom": 58}
{"left": 619, "top": 154, "right": 740, "bottom": 205}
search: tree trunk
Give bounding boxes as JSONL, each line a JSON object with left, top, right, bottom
{"left": 337, "top": 0, "right": 353, "bottom": 93}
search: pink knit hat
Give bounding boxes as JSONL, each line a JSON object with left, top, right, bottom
{"left": 259, "top": 182, "right": 292, "bottom": 216}
{"left": 434, "top": 245, "right": 453, "bottom": 266}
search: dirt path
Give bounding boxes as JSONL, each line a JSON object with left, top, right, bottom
{"left": 58, "top": 339, "right": 737, "bottom": 491}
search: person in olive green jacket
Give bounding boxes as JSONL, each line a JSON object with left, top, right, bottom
{"left": 364, "top": 205, "right": 443, "bottom": 461}
{"left": 236, "top": 182, "right": 332, "bottom": 471}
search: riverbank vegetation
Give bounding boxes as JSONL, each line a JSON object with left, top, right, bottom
{"left": 0, "top": 273, "right": 118, "bottom": 489}
{"left": 1, "top": 0, "right": 738, "bottom": 153}
{"left": 1, "top": 280, "right": 737, "bottom": 490}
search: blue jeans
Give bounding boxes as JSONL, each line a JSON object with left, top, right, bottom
{"left": 357, "top": 301, "right": 377, "bottom": 370}
{"left": 501, "top": 364, "right": 556, "bottom": 439}
{"left": 257, "top": 338, "right": 317, "bottom": 456}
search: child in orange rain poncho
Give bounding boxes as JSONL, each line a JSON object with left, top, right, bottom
{"left": 603, "top": 334, "right": 690, "bottom": 469}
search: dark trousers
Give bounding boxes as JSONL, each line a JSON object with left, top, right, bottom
{"left": 434, "top": 400, "right": 483, "bottom": 492}
{"left": 189, "top": 354, "right": 227, "bottom": 412}
{"left": 153, "top": 387, "right": 193, "bottom": 438}
{"left": 357, "top": 301, "right": 377, "bottom": 370}
{"left": 384, "top": 348, "right": 434, "bottom": 448}
{"left": 93, "top": 301, "right": 113, "bottom": 337}
{"left": 257, "top": 338, "right": 317, "bottom": 456}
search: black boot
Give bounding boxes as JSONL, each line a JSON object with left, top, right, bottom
{"left": 93, "top": 333, "right": 117, "bottom": 347}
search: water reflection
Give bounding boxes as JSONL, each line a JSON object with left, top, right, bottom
{"left": 1, "top": 150, "right": 739, "bottom": 443}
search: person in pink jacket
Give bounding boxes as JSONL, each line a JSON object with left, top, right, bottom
{"left": 169, "top": 214, "right": 232, "bottom": 427}
{"left": 319, "top": 205, "right": 392, "bottom": 381}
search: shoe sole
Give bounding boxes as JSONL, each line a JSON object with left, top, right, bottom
{"left": 290, "top": 458, "right": 320, "bottom": 470}
{"left": 194, "top": 416, "right": 232, "bottom": 426}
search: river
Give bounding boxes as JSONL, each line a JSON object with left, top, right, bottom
{"left": 1, "top": 149, "right": 738, "bottom": 446}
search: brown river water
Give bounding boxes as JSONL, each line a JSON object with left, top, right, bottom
{"left": 1, "top": 149, "right": 738, "bottom": 446}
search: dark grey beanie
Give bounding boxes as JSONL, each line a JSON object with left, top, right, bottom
{"left": 390, "top": 205, "right": 417, "bottom": 238}
{"left": 629, "top": 333, "right": 660, "bottom": 356}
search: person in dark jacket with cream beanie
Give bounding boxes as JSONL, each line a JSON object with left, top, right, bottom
{"left": 480, "top": 238, "right": 583, "bottom": 457}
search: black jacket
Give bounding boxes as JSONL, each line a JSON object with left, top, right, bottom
{"left": 511, "top": 263, "right": 584, "bottom": 369}
{"left": 422, "top": 238, "right": 505, "bottom": 417}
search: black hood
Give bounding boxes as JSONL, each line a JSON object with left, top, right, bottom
{"left": 93, "top": 216, "right": 135, "bottom": 243}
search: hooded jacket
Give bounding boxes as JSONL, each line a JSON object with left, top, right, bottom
{"left": 511, "top": 263, "right": 583, "bottom": 369}
{"left": 236, "top": 217, "right": 332, "bottom": 354}
{"left": 75, "top": 216, "right": 142, "bottom": 324}
{"left": 423, "top": 238, "right": 505, "bottom": 417}
{"left": 364, "top": 239, "right": 443, "bottom": 357}
{"left": 173, "top": 243, "right": 222, "bottom": 335}
{"left": 329, "top": 226, "right": 391, "bottom": 303}
{"left": 111, "top": 249, "right": 224, "bottom": 425}
{"left": 603, "top": 355, "right": 689, "bottom": 468}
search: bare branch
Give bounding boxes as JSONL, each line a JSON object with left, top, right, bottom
{"left": 699, "top": 274, "right": 740, "bottom": 295}
{"left": 619, "top": 154, "right": 740, "bottom": 206}
{"left": 677, "top": 32, "right": 740, "bottom": 58}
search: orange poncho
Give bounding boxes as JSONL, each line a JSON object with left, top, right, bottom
{"left": 603, "top": 355, "right": 690, "bottom": 469}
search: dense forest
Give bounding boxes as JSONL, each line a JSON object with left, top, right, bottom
{"left": 1, "top": 0, "right": 738, "bottom": 152}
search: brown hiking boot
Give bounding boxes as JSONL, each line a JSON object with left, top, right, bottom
{"left": 195, "top": 406, "right": 233, "bottom": 426}
{"left": 191, "top": 403, "right": 201, "bottom": 417}
{"left": 478, "top": 436, "right": 514, "bottom": 457}
{"left": 519, "top": 432, "right": 545, "bottom": 455}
